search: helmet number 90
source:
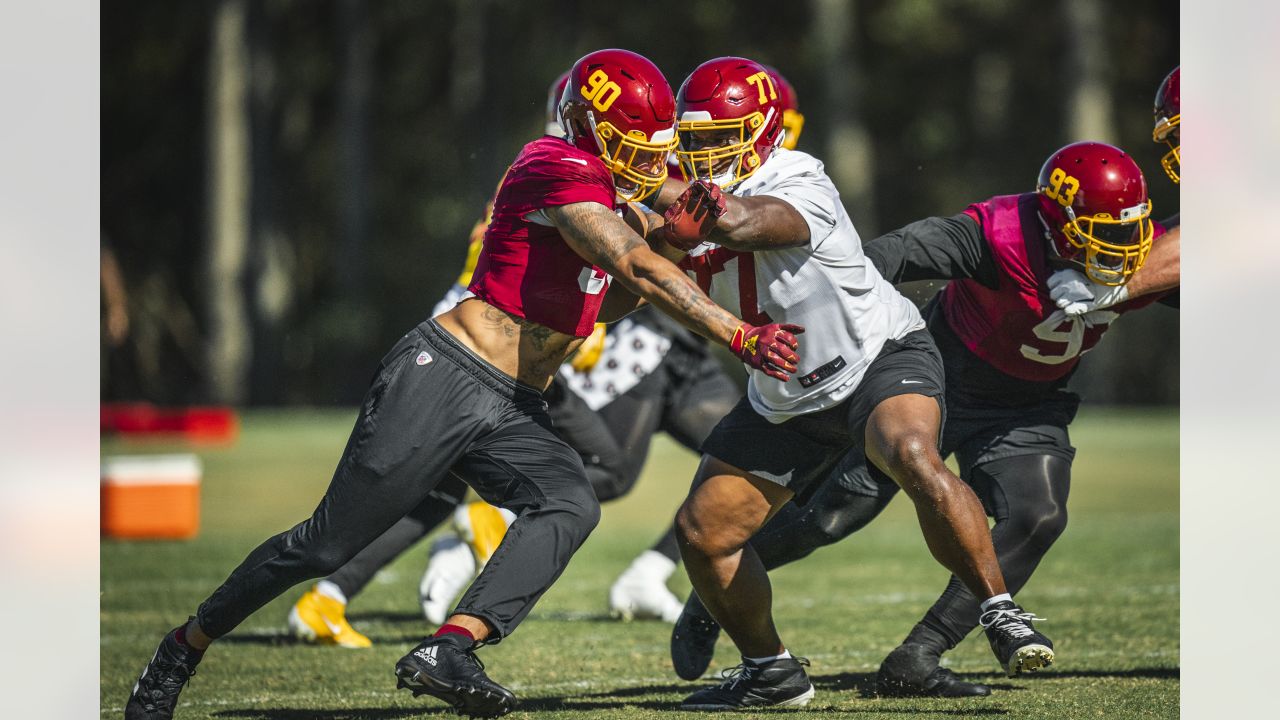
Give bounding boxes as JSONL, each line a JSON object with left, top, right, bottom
{"left": 1042, "top": 168, "right": 1080, "bottom": 208}
{"left": 581, "top": 70, "right": 622, "bottom": 112}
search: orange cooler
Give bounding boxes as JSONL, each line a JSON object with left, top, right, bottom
{"left": 101, "top": 454, "right": 202, "bottom": 539}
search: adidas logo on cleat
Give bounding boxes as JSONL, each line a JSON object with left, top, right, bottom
{"left": 414, "top": 645, "right": 439, "bottom": 666}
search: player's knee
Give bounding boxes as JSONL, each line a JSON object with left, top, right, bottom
{"left": 882, "top": 433, "right": 946, "bottom": 492}
{"left": 1018, "top": 504, "right": 1068, "bottom": 553}
{"left": 675, "top": 502, "right": 718, "bottom": 557}
{"left": 556, "top": 481, "right": 602, "bottom": 536}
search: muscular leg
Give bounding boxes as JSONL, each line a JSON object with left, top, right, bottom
{"left": 864, "top": 393, "right": 1006, "bottom": 601}
{"left": 676, "top": 455, "right": 794, "bottom": 658}
{"left": 909, "top": 453, "right": 1072, "bottom": 650}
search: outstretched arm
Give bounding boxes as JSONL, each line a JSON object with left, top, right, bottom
{"left": 864, "top": 213, "right": 999, "bottom": 287}
{"left": 549, "top": 201, "right": 802, "bottom": 380}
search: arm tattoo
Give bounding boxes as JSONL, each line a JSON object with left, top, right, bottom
{"left": 548, "top": 203, "right": 646, "bottom": 267}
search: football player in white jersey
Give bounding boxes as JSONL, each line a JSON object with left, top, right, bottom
{"left": 651, "top": 57, "right": 1055, "bottom": 711}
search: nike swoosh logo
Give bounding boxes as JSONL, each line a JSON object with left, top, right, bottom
{"left": 900, "top": 379, "right": 924, "bottom": 384}
{"left": 561, "top": 157, "right": 589, "bottom": 166}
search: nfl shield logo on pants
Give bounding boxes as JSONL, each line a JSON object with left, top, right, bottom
{"left": 416, "top": 351, "right": 433, "bottom": 366}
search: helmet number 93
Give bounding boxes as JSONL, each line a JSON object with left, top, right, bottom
{"left": 1042, "top": 168, "right": 1080, "bottom": 207}
{"left": 580, "top": 70, "right": 622, "bottom": 112}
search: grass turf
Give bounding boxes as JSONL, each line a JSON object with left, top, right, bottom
{"left": 101, "top": 406, "right": 1178, "bottom": 718}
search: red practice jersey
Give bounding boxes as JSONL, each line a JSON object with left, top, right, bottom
{"left": 468, "top": 136, "right": 619, "bottom": 337}
{"left": 940, "top": 193, "right": 1167, "bottom": 383}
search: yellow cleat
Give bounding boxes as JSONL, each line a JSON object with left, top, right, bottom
{"left": 453, "top": 501, "right": 510, "bottom": 566}
{"left": 287, "top": 586, "right": 372, "bottom": 648}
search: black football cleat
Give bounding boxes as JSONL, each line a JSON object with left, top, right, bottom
{"left": 671, "top": 594, "right": 722, "bottom": 681}
{"left": 679, "top": 655, "right": 815, "bottom": 711}
{"left": 124, "top": 623, "right": 204, "bottom": 720}
{"left": 980, "top": 600, "right": 1055, "bottom": 678}
{"left": 395, "top": 634, "right": 517, "bottom": 718}
{"left": 876, "top": 643, "right": 990, "bottom": 698}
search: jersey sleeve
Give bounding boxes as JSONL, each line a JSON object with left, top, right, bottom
{"left": 518, "top": 152, "right": 615, "bottom": 211}
{"left": 759, "top": 162, "right": 841, "bottom": 247}
{"left": 863, "top": 213, "right": 999, "bottom": 287}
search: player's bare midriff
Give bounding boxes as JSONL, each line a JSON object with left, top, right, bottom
{"left": 434, "top": 297, "right": 584, "bottom": 390}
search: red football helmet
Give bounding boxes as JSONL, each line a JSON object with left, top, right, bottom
{"left": 544, "top": 70, "right": 571, "bottom": 137}
{"left": 1153, "top": 66, "right": 1180, "bottom": 184}
{"left": 763, "top": 65, "right": 804, "bottom": 150}
{"left": 1036, "top": 141, "right": 1154, "bottom": 286}
{"left": 559, "top": 49, "right": 678, "bottom": 202}
{"left": 675, "top": 57, "right": 785, "bottom": 188}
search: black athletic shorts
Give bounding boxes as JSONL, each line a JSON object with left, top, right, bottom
{"left": 700, "top": 329, "right": 944, "bottom": 496}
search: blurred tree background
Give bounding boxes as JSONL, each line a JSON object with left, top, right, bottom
{"left": 101, "top": 0, "right": 1179, "bottom": 406}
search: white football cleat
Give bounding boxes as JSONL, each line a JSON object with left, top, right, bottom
{"left": 419, "top": 534, "right": 478, "bottom": 626}
{"left": 609, "top": 550, "right": 684, "bottom": 623}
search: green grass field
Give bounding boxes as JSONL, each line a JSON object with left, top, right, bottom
{"left": 101, "top": 407, "right": 1178, "bottom": 719}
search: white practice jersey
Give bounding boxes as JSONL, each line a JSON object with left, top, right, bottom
{"left": 685, "top": 148, "right": 923, "bottom": 422}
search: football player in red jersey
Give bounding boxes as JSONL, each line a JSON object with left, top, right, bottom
{"left": 672, "top": 141, "right": 1176, "bottom": 698}
{"left": 653, "top": 57, "right": 1052, "bottom": 711}
{"left": 125, "top": 49, "right": 804, "bottom": 720}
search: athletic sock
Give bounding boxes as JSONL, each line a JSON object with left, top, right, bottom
{"left": 744, "top": 649, "right": 792, "bottom": 665}
{"left": 434, "top": 623, "right": 476, "bottom": 643}
{"left": 175, "top": 622, "right": 208, "bottom": 655}
{"left": 315, "top": 580, "right": 348, "bottom": 605}
{"left": 980, "top": 593, "right": 1013, "bottom": 612}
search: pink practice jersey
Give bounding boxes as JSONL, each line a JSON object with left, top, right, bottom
{"left": 468, "top": 136, "right": 619, "bottom": 337}
{"left": 940, "top": 193, "right": 1167, "bottom": 383}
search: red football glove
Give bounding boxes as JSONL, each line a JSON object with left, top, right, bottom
{"left": 661, "top": 179, "right": 727, "bottom": 251}
{"left": 730, "top": 322, "right": 805, "bottom": 382}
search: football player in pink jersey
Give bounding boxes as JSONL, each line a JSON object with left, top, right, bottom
{"left": 125, "top": 48, "right": 802, "bottom": 720}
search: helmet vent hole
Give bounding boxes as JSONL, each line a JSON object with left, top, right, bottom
{"left": 1101, "top": 158, "right": 1108, "bottom": 164}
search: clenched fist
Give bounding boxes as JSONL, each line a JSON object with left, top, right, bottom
{"left": 730, "top": 322, "right": 805, "bottom": 382}
{"left": 661, "top": 180, "right": 727, "bottom": 251}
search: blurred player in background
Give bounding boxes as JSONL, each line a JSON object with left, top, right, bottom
{"left": 125, "top": 48, "right": 803, "bottom": 720}
{"left": 655, "top": 56, "right": 1052, "bottom": 711}
{"left": 671, "top": 140, "right": 1178, "bottom": 698}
